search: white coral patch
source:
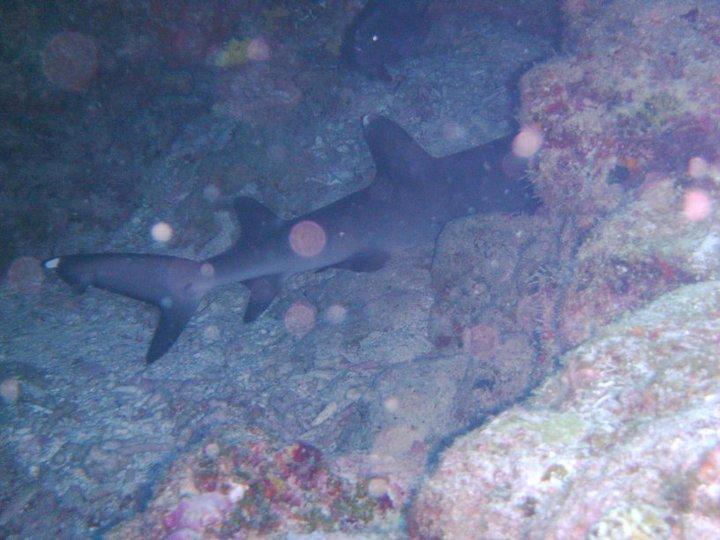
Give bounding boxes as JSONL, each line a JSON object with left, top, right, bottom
{"left": 690, "top": 233, "right": 720, "bottom": 275}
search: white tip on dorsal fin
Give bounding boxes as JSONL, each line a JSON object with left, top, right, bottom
{"left": 44, "top": 257, "right": 61, "bottom": 269}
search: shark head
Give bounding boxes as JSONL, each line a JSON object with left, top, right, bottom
{"left": 340, "top": 0, "right": 431, "bottom": 80}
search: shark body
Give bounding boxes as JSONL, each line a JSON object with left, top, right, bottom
{"left": 45, "top": 115, "right": 538, "bottom": 363}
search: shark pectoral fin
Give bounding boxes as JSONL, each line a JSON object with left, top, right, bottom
{"left": 234, "top": 196, "right": 283, "bottom": 247}
{"left": 242, "top": 275, "right": 281, "bottom": 323}
{"left": 146, "top": 297, "right": 201, "bottom": 364}
{"left": 333, "top": 250, "right": 390, "bottom": 272}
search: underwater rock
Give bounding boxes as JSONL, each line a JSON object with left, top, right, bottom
{"left": 429, "top": 212, "right": 559, "bottom": 419}
{"left": 517, "top": 0, "right": 720, "bottom": 354}
{"left": 410, "top": 281, "right": 720, "bottom": 539}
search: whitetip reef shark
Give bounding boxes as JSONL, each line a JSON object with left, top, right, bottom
{"left": 44, "top": 115, "right": 539, "bottom": 363}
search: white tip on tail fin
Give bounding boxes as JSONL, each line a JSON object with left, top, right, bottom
{"left": 44, "top": 257, "right": 61, "bottom": 269}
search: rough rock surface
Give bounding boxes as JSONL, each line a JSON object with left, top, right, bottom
{"left": 516, "top": 0, "right": 720, "bottom": 359}
{"left": 410, "top": 280, "right": 720, "bottom": 539}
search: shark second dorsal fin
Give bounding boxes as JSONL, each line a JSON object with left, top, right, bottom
{"left": 233, "top": 196, "right": 283, "bottom": 249}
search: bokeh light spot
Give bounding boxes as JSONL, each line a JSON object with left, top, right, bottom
{"left": 325, "top": 303, "right": 348, "bottom": 324}
{"left": 152, "top": 222, "right": 174, "bottom": 243}
{"left": 383, "top": 396, "right": 400, "bottom": 413}
{"left": 204, "top": 442, "right": 220, "bottom": 459}
{"left": 683, "top": 188, "right": 712, "bottom": 222}
{"left": 687, "top": 156, "right": 709, "bottom": 179}
{"left": 462, "top": 324, "right": 500, "bottom": 359}
{"left": 246, "top": 38, "right": 271, "bottom": 61}
{"left": 203, "top": 325, "right": 220, "bottom": 343}
{"left": 200, "top": 263, "right": 215, "bottom": 277}
{"left": 284, "top": 301, "right": 316, "bottom": 336}
{"left": 0, "top": 378, "right": 20, "bottom": 404}
{"left": 367, "top": 477, "right": 390, "bottom": 498}
{"left": 203, "top": 184, "right": 221, "bottom": 202}
{"left": 6, "top": 256, "right": 44, "bottom": 294}
{"left": 289, "top": 220, "right": 326, "bottom": 258}
{"left": 512, "top": 125, "right": 543, "bottom": 158}
{"left": 441, "top": 122, "right": 467, "bottom": 142}
{"left": 41, "top": 32, "right": 98, "bottom": 91}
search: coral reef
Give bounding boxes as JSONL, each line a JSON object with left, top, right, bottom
{"left": 109, "top": 434, "right": 400, "bottom": 539}
{"left": 410, "top": 281, "right": 720, "bottom": 539}
{"left": 515, "top": 0, "right": 720, "bottom": 356}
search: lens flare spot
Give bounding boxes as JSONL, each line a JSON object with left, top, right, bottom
{"left": 512, "top": 125, "right": 543, "bottom": 158}
{"left": 289, "top": 220, "right": 326, "bottom": 258}
{"left": 383, "top": 396, "right": 400, "bottom": 413}
{"left": 368, "top": 476, "right": 391, "bottom": 498}
{"left": 200, "top": 263, "right": 215, "bottom": 277}
{"left": 0, "top": 378, "right": 20, "bottom": 404}
{"left": 6, "top": 256, "right": 44, "bottom": 294}
{"left": 204, "top": 442, "right": 220, "bottom": 459}
{"left": 41, "top": 32, "right": 98, "bottom": 92}
{"left": 688, "top": 156, "right": 710, "bottom": 179}
{"left": 203, "top": 325, "right": 220, "bottom": 342}
{"left": 462, "top": 324, "right": 500, "bottom": 360}
{"left": 284, "top": 301, "right": 316, "bottom": 336}
{"left": 441, "top": 122, "right": 467, "bottom": 142}
{"left": 247, "top": 38, "right": 271, "bottom": 61}
{"left": 683, "top": 189, "right": 712, "bottom": 222}
{"left": 203, "top": 184, "right": 221, "bottom": 202}
{"left": 325, "top": 303, "right": 348, "bottom": 324}
{"left": 152, "top": 222, "right": 174, "bottom": 243}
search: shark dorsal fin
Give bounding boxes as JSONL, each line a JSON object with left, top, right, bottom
{"left": 362, "top": 114, "right": 436, "bottom": 185}
{"left": 233, "top": 196, "right": 283, "bottom": 248}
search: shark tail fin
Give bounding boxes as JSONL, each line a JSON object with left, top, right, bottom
{"left": 44, "top": 253, "right": 209, "bottom": 363}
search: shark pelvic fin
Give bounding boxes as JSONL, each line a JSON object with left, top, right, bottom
{"left": 242, "top": 274, "right": 281, "bottom": 323}
{"left": 333, "top": 249, "right": 390, "bottom": 272}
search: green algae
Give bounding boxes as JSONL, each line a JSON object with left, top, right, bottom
{"left": 534, "top": 412, "right": 588, "bottom": 445}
